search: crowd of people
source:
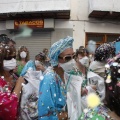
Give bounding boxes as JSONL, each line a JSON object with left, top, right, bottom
{"left": 0, "top": 34, "right": 120, "bottom": 120}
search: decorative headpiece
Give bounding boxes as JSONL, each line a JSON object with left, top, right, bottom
{"left": 48, "top": 36, "right": 74, "bottom": 66}
{"left": 94, "top": 43, "right": 115, "bottom": 62}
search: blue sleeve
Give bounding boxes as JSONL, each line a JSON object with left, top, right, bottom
{"left": 38, "top": 73, "right": 57, "bottom": 117}
{"left": 20, "top": 60, "right": 36, "bottom": 76}
{"left": 114, "top": 41, "right": 120, "bottom": 54}
{"left": 38, "top": 72, "right": 66, "bottom": 120}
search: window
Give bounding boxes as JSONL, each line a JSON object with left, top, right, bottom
{"left": 85, "top": 33, "right": 120, "bottom": 47}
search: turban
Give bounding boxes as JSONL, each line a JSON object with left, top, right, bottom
{"left": 48, "top": 36, "right": 74, "bottom": 66}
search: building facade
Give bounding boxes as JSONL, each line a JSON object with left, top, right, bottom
{"left": 71, "top": 0, "right": 120, "bottom": 49}
{"left": 0, "top": 0, "right": 120, "bottom": 59}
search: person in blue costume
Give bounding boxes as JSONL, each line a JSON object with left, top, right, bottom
{"left": 20, "top": 53, "right": 46, "bottom": 76}
{"left": 20, "top": 60, "right": 35, "bottom": 76}
{"left": 38, "top": 36, "right": 74, "bottom": 120}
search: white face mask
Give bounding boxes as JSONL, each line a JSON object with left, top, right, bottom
{"left": 35, "top": 60, "right": 40, "bottom": 66}
{"left": 20, "top": 51, "right": 27, "bottom": 58}
{"left": 79, "top": 56, "right": 89, "bottom": 67}
{"left": 35, "top": 60, "right": 43, "bottom": 66}
{"left": 59, "top": 59, "right": 76, "bottom": 72}
{"left": 3, "top": 58, "right": 17, "bottom": 71}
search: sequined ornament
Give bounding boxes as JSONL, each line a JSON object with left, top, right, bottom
{"left": 1, "top": 76, "right": 4, "bottom": 79}
{"left": 21, "top": 83, "right": 25, "bottom": 87}
{"left": 7, "top": 50, "right": 10, "bottom": 53}
{"left": 78, "top": 104, "right": 111, "bottom": 120}
{"left": 117, "top": 78, "right": 120, "bottom": 87}
{"left": 106, "top": 75, "right": 111, "bottom": 83}
{"left": 118, "top": 69, "right": 120, "bottom": 73}
{"left": 105, "top": 64, "right": 110, "bottom": 69}
{"left": 83, "top": 108, "right": 89, "bottom": 113}
{"left": 112, "top": 62, "right": 118, "bottom": 66}
{"left": 113, "top": 56, "right": 117, "bottom": 61}
{"left": 116, "top": 82, "right": 120, "bottom": 87}
{"left": 118, "top": 64, "right": 120, "bottom": 67}
{"left": 22, "top": 93, "right": 38, "bottom": 119}
{"left": 108, "top": 86, "right": 112, "bottom": 90}
{"left": 94, "top": 43, "right": 115, "bottom": 62}
{"left": 5, "top": 46, "right": 9, "bottom": 49}
{"left": 40, "top": 76, "right": 44, "bottom": 80}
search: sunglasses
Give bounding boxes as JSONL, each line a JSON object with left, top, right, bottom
{"left": 4, "top": 55, "right": 16, "bottom": 60}
{"left": 58, "top": 54, "right": 76, "bottom": 62}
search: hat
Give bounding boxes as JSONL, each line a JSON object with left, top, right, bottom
{"left": 48, "top": 36, "right": 74, "bottom": 66}
{"left": 94, "top": 43, "right": 115, "bottom": 62}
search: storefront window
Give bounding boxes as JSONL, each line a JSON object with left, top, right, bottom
{"left": 86, "top": 33, "right": 120, "bottom": 46}
{"left": 107, "top": 35, "right": 119, "bottom": 43}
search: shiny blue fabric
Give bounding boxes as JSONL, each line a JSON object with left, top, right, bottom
{"left": 114, "top": 41, "right": 120, "bottom": 54}
{"left": 20, "top": 60, "right": 36, "bottom": 76}
{"left": 48, "top": 36, "right": 74, "bottom": 67}
{"left": 38, "top": 67, "right": 66, "bottom": 120}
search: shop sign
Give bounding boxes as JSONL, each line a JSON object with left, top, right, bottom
{"left": 14, "top": 19, "right": 44, "bottom": 29}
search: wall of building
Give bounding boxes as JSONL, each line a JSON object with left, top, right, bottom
{"left": 0, "top": 0, "right": 70, "bottom": 13}
{"left": 70, "top": 0, "right": 120, "bottom": 50}
{"left": 51, "top": 19, "right": 73, "bottom": 45}
{"left": 1, "top": 0, "right": 120, "bottom": 52}
{"left": 0, "top": 21, "right": 14, "bottom": 38}
{"left": 89, "top": 0, "right": 120, "bottom": 14}
{"left": 0, "top": 19, "right": 73, "bottom": 48}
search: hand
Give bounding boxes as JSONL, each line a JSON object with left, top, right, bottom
{"left": 81, "top": 87, "right": 88, "bottom": 96}
{"left": 76, "top": 57, "right": 79, "bottom": 63}
{"left": 13, "top": 77, "right": 25, "bottom": 99}
{"left": 16, "top": 77, "right": 25, "bottom": 85}
{"left": 13, "top": 66, "right": 18, "bottom": 73}
{"left": 36, "top": 64, "right": 45, "bottom": 72}
{"left": 45, "top": 57, "right": 50, "bottom": 61}
{"left": 90, "top": 85, "right": 97, "bottom": 91}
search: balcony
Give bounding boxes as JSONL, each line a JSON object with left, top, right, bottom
{"left": 0, "top": 0, "right": 70, "bottom": 21}
{"left": 89, "top": 0, "right": 120, "bottom": 20}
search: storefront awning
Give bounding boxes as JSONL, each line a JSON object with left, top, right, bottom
{"left": 89, "top": 11, "right": 120, "bottom": 20}
{"left": 0, "top": 10, "right": 70, "bottom": 21}
{"left": 0, "top": 0, "right": 70, "bottom": 21}
{"left": 88, "top": 0, "right": 120, "bottom": 20}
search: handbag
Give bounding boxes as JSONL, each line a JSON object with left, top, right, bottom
{"left": 58, "top": 111, "right": 68, "bottom": 120}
